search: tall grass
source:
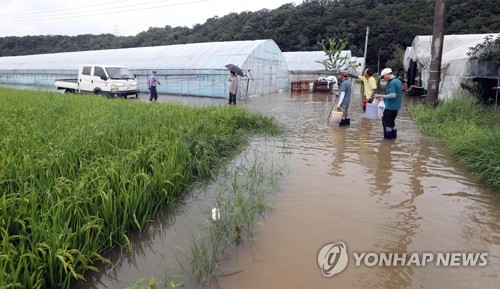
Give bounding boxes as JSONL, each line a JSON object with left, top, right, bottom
{"left": 409, "top": 91, "right": 500, "bottom": 192}
{"left": 0, "top": 87, "right": 281, "bottom": 288}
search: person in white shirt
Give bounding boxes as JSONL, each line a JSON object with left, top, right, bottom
{"left": 148, "top": 71, "right": 161, "bottom": 101}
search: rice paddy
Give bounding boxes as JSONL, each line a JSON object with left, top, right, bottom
{"left": 0, "top": 87, "right": 281, "bottom": 288}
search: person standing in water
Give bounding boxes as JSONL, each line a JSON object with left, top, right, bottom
{"left": 375, "top": 68, "right": 402, "bottom": 139}
{"left": 336, "top": 71, "right": 352, "bottom": 126}
{"left": 350, "top": 68, "right": 377, "bottom": 112}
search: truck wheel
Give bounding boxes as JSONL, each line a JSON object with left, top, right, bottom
{"left": 64, "top": 89, "right": 74, "bottom": 94}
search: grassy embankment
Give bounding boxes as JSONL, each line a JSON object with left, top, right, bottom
{"left": 409, "top": 93, "right": 500, "bottom": 192}
{"left": 0, "top": 88, "right": 281, "bottom": 288}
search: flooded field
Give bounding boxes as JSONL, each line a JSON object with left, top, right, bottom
{"left": 73, "top": 87, "right": 499, "bottom": 289}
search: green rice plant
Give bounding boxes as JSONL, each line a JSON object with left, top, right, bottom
{"left": 123, "top": 276, "right": 159, "bottom": 289}
{"left": 189, "top": 146, "right": 287, "bottom": 285}
{"left": 0, "top": 87, "right": 282, "bottom": 288}
{"left": 409, "top": 90, "right": 500, "bottom": 192}
{"left": 190, "top": 231, "right": 223, "bottom": 285}
{"left": 168, "top": 280, "right": 185, "bottom": 288}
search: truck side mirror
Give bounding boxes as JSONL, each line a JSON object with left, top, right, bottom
{"left": 100, "top": 75, "right": 108, "bottom": 81}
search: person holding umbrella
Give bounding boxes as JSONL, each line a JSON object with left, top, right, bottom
{"left": 225, "top": 64, "right": 243, "bottom": 105}
{"left": 228, "top": 71, "right": 238, "bottom": 105}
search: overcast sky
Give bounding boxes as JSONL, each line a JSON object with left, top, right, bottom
{"left": 0, "top": 0, "right": 299, "bottom": 37}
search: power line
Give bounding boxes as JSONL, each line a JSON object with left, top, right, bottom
{"left": 0, "top": 0, "right": 209, "bottom": 20}
{"left": 0, "top": 0, "right": 123, "bottom": 16}
{"left": 0, "top": 0, "right": 210, "bottom": 22}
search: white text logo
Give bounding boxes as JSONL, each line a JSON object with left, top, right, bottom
{"left": 318, "top": 241, "right": 489, "bottom": 277}
{"left": 353, "top": 252, "right": 488, "bottom": 267}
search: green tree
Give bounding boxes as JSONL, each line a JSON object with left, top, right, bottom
{"left": 316, "top": 38, "right": 349, "bottom": 72}
{"left": 385, "top": 45, "right": 405, "bottom": 76}
{"left": 467, "top": 34, "right": 500, "bottom": 64}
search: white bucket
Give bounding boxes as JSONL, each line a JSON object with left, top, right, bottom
{"left": 211, "top": 208, "right": 220, "bottom": 221}
{"left": 364, "top": 103, "right": 378, "bottom": 119}
{"left": 330, "top": 107, "right": 343, "bottom": 123}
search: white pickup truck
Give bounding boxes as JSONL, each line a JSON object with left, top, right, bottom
{"left": 55, "top": 64, "right": 139, "bottom": 98}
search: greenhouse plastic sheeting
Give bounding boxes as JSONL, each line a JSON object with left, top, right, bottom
{"left": 283, "top": 51, "right": 353, "bottom": 82}
{"left": 405, "top": 34, "right": 493, "bottom": 70}
{"left": 0, "top": 39, "right": 289, "bottom": 98}
{"left": 439, "top": 35, "right": 500, "bottom": 100}
{"left": 403, "top": 33, "right": 499, "bottom": 99}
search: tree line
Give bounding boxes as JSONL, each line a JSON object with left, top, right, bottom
{"left": 0, "top": 0, "right": 498, "bottom": 69}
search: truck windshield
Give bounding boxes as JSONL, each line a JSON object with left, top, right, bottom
{"left": 105, "top": 67, "right": 135, "bottom": 79}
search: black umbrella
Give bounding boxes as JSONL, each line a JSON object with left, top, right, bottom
{"left": 225, "top": 64, "right": 244, "bottom": 77}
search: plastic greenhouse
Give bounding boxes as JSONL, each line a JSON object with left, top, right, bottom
{"left": 0, "top": 39, "right": 289, "bottom": 98}
{"left": 283, "top": 51, "right": 353, "bottom": 82}
{"left": 404, "top": 33, "right": 499, "bottom": 100}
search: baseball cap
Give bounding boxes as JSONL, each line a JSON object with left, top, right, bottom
{"left": 380, "top": 68, "right": 392, "bottom": 79}
{"left": 152, "top": 70, "right": 157, "bottom": 74}
{"left": 338, "top": 71, "right": 349, "bottom": 77}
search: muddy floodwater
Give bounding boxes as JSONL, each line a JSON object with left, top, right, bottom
{"left": 73, "top": 86, "right": 499, "bottom": 289}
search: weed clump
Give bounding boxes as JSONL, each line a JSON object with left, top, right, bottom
{"left": 409, "top": 92, "right": 500, "bottom": 192}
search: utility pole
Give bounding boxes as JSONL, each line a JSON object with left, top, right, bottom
{"left": 377, "top": 53, "right": 380, "bottom": 74}
{"left": 363, "top": 27, "right": 369, "bottom": 72}
{"left": 495, "top": 77, "right": 499, "bottom": 110}
{"left": 427, "top": 0, "right": 447, "bottom": 106}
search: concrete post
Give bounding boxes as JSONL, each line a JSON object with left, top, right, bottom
{"left": 427, "top": 0, "right": 447, "bottom": 106}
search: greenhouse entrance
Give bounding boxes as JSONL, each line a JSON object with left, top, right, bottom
{"left": 473, "top": 77, "right": 499, "bottom": 105}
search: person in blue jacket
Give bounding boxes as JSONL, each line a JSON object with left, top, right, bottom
{"left": 375, "top": 68, "right": 402, "bottom": 139}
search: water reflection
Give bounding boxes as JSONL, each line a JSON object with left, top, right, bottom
{"left": 329, "top": 127, "right": 347, "bottom": 177}
{"left": 73, "top": 186, "right": 214, "bottom": 289}
{"left": 62, "top": 87, "right": 500, "bottom": 289}
{"left": 372, "top": 140, "right": 395, "bottom": 196}
{"left": 219, "top": 89, "right": 499, "bottom": 289}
